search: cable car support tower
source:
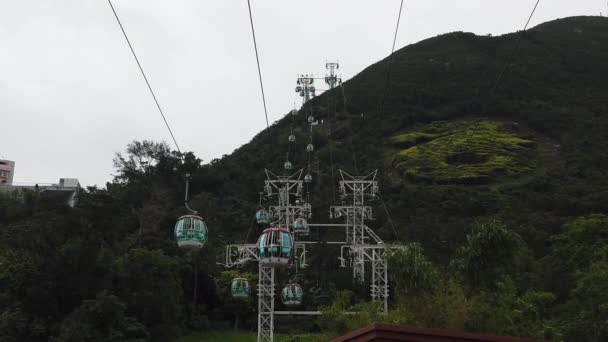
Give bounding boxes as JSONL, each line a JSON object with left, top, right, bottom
{"left": 331, "top": 170, "right": 388, "bottom": 312}
{"left": 295, "top": 75, "right": 316, "bottom": 105}
{"left": 224, "top": 168, "right": 390, "bottom": 341}
{"left": 224, "top": 169, "right": 310, "bottom": 342}
{"left": 223, "top": 62, "right": 390, "bottom": 342}
{"left": 325, "top": 61, "right": 341, "bottom": 89}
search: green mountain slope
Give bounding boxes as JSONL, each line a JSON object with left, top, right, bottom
{"left": 211, "top": 16, "right": 608, "bottom": 259}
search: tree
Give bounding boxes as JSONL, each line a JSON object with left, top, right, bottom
{"left": 214, "top": 270, "right": 257, "bottom": 330}
{"left": 467, "top": 278, "right": 558, "bottom": 340}
{"left": 113, "top": 249, "right": 182, "bottom": 340}
{"left": 113, "top": 141, "right": 174, "bottom": 181}
{"left": 451, "top": 218, "right": 524, "bottom": 288}
{"left": 318, "top": 291, "right": 395, "bottom": 336}
{"left": 386, "top": 243, "right": 439, "bottom": 297}
{"left": 387, "top": 244, "right": 470, "bottom": 330}
{"left": 561, "top": 250, "right": 608, "bottom": 341}
{"left": 543, "top": 214, "right": 608, "bottom": 298}
{"left": 52, "top": 291, "right": 148, "bottom": 342}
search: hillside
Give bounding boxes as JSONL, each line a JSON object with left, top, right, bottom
{"left": 212, "top": 16, "right": 608, "bottom": 259}
{"left": 1, "top": 16, "right": 607, "bottom": 342}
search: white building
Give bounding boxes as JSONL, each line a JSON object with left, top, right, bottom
{"left": 0, "top": 160, "right": 80, "bottom": 207}
{"left": 0, "top": 160, "right": 15, "bottom": 185}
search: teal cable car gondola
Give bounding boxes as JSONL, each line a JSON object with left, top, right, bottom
{"left": 174, "top": 215, "right": 208, "bottom": 250}
{"left": 231, "top": 278, "right": 251, "bottom": 299}
{"left": 256, "top": 209, "right": 272, "bottom": 226}
{"left": 292, "top": 217, "right": 309, "bottom": 236}
{"left": 281, "top": 283, "right": 303, "bottom": 306}
{"left": 257, "top": 227, "right": 293, "bottom": 267}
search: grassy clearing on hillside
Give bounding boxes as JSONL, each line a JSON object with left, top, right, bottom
{"left": 175, "top": 331, "right": 328, "bottom": 342}
{"left": 390, "top": 132, "right": 438, "bottom": 148}
{"left": 391, "top": 120, "right": 537, "bottom": 184}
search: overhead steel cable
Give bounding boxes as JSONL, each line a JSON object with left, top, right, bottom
{"left": 246, "top": 0, "right": 270, "bottom": 128}
{"left": 107, "top": 0, "right": 182, "bottom": 153}
{"left": 378, "top": 0, "right": 405, "bottom": 115}
{"left": 470, "top": 0, "right": 542, "bottom": 157}
{"left": 490, "top": 0, "right": 542, "bottom": 93}
{"left": 378, "top": 193, "right": 398, "bottom": 239}
{"left": 374, "top": 0, "right": 404, "bottom": 240}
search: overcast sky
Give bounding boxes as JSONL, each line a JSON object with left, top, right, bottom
{"left": 0, "top": 0, "right": 604, "bottom": 187}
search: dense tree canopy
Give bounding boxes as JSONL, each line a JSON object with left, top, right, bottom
{"left": 1, "top": 16, "right": 608, "bottom": 341}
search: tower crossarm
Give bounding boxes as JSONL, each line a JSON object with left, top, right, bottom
{"left": 330, "top": 206, "right": 373, "bottom": 220}
{"left": 225, "top": 244, "right": 258, "bottom": 267}
{"left": 364, "top": 225, "right": 384, "bottom": 244}
{"left": 268, "top": 205, "right": 310, "bottom": 218}
{"left": 257, "top": 266, "right": 275, "bottom": 342}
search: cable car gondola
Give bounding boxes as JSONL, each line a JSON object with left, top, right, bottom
{"left": 293, "top": 217, "right": 309, "bottom": 236}
{"left": 256, "top": 209, "right": 272, "bottom": 226}
{"left": 281, "top": 283, "right": 303, "bottom": 306}
{"left": 231, "top": 278, "right": 251, "bottom": 299}
{"left": 174, "top": 215, "right": 208, "bottom": 250}
{"left": 257, "top": 227, "right": 293, "bottom": 267}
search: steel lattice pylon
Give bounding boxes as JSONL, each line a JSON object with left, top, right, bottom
{"left": 225, "top": 169, "right": 310, "bottom": 342}
{"left": 325, "top": 62, "right": 341, "bottom": 89}
{"left": 223, "top": 169, "right": 391, "bottom": 341}
{"left": 295, "top": 75, "right": 315, "bottom": 105}
{"left": 331, "top": 170, "right": 389, "bottom": 311}
{"left": 370, "top": 247, "right": 389, "bottom": 312}
{"left": 257, "top": 266, "right": 275, "bottom": 342}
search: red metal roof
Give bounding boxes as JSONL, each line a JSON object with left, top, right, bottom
{"left": 332, "top": 324, "right": 545, "bottom": 342}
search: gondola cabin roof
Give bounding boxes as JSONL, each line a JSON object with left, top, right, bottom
{"left": 261, "top": 227, "right": 290, "bottom": 234}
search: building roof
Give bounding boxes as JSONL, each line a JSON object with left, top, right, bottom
{"left": 332, "top": 324, "right": 545, "bottom": 342}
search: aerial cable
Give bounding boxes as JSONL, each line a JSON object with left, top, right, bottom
{"left": 378, "top": 0, "right": 405, "bottom": 115}
{"left": 305, "top": 110, "right": 314, "bottom": 203}
{"left": 183, "top": 173, "right": 197, "bottom": 214}
{"left": 244, "top": 213, "right": 257, "bottom": 243}
{"left": 363, "top": 0, "right": 403, "bottom": 239}
{"left": 289, "top": 105, "right": 295, "bottom": 152}
{"left": 107, "top": 0, "right": 182, "bottom": 153}
{"left": 342, "top": 0, "right": 403, "bottom": 173}
{"left": 378, "top": 193, "right": 398, "bottom": 238}
{"left": 490, "top": 0, "right": 542, "bottom": 93}
{"left": 246, "top": 0, "right": 270, "bottom": 128}
{"left": 468, "top": 0, "right": 541, "bottom": 155}
{"left": 244, "top": 192, "right": 265, "bottom": 243}
{"left": 340, "top": 82, "right": 348, "bottom": 111}
{"left": 326, "top": 90, "right": 337, "bottom": 203}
